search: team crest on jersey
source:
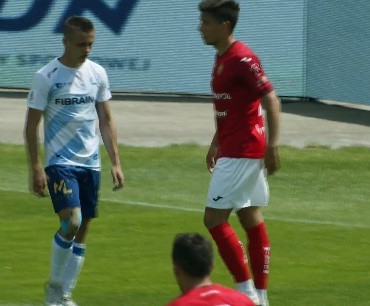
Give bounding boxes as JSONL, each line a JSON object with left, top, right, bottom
{"left": 216, "top": 63, "right": 224, "bottom": 75}
{"left": 55, "top": 82, "right": 72, "bottom": 89}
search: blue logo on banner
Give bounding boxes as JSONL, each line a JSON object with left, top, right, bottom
{"left": 0, "top": 0, "right": 139, "bottom": 34}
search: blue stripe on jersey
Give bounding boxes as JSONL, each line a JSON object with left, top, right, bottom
{"left": 44, "top": 109, "right": 71, "bottom": 145}
{"left": 54, "top": 233, "right": 73, "bottom": 249}
{"left": 48, "top": 134, "right": 99, "bottom": 168}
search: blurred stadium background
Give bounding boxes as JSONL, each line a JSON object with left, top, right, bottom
{"left": 0, "top": 0, "right": 369, "bottom": 106}
{"left": 1, "top": 2, "right": 370, "bottom": 305}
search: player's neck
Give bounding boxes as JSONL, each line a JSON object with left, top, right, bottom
{"left": 59, "top": 54, "right": 85, "bottom": 68}
{"left": 181, "top": 276, "right": 213, "bottom": 293}
{"left": 215, "top": 36, "right": 236, "bottom": 56}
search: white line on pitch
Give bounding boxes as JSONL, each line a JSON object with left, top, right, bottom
{"left": 1, "top": 187, "right": 369, "bottom": 229}
{"left": 106, "top": 198, "right": 370, "bottom": 229}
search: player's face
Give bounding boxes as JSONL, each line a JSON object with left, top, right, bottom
{"left": 199, "top": 12, "right": 224, "bottom": 46}
{"left": 64, "top": 30, "right": 95, "bottom": 66}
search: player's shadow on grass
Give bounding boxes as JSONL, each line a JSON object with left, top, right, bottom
{"left": 280, "top": 98, "right": 370, "bottom": 127}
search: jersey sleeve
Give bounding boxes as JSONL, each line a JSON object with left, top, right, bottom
{"left": 27, "top": 72, "right": 50, "bottom": 110}
{"left": 96, "top": 68, "right": 112, "bottom": 103}
{"left": 239, "top": 55, "right": 273, "bottom": 97}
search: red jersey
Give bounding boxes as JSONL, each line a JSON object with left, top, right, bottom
{"left": 166, "top": 284, "right": 254, "bottom": 306}
{"left": 211, "top": 41, "right": 274, "bottom": 158}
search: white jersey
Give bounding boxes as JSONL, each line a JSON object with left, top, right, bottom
{"left": 27, "top": 58, "right": 112, "bottom": 169}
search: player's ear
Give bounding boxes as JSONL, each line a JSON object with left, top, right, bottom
{"left": 173, "top": 264, "right": 182, "bottom": 277}
{"left": 224, "top": 20, "right": 232, "bottom": 34}
{"left": 63, "top": 36, "right": 70, "bottom": 47}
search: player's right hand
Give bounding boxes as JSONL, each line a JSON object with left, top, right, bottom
{"left": 206, "top": 143, "right": 218, "bottom": 173}
{"left": 30, "top": 165, "right": 47, "bottom": 197}
{"left": 265, "top": 145, "right": 280, "bottom": 175}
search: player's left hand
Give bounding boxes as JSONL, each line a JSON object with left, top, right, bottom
{"left": 111, "top": 165, "right": 124, "bottom": 191}
{"left": 265, "top": 145, "right": 280, "bottom": 175}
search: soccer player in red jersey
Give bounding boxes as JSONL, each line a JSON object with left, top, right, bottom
{"left": 198, "top": 1, "right": 281, "bottom": 305}
{"left": 167, "top": 233, "right": 254, "bottom": 306}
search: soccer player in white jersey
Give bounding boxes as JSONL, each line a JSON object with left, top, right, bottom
{"left": 24, "top": 16, "right": 124, "bottom": 306}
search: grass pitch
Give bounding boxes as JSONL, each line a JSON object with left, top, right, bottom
{"left": 0, "top": 144, "right": 369, "bottom": 305}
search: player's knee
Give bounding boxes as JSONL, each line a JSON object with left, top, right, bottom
{"left": 60, "top": 210, "right": 82, "bottom": 236}
{"left": 203, "top": 214, "right": 215, "bottom": 229}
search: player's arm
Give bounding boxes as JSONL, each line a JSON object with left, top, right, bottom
{"left": 24, "top": 108, "right": 47, "bottom": 196}
{"left": 262, "top": 90, "right": 281, "bottom": 175}
{"left": 96, "top": 101, "right": 124, "bottom": 190}
{"left": 239, "top": 54, "right": 281, "bottom": 175}
{"left": 206, "top": 132, "right": 219, "bottom": 173}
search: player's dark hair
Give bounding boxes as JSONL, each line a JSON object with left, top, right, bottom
{"left": 172, "top": 233, "right": 213, "bottom": 278}
{"left": 199, "top": 0, "right": 240, "bottom": 31}
{"left": 64, "top": 16, "right": 94, "bottom": 38}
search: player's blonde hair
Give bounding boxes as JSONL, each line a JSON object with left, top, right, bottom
{"left": 63, "top": 16, "right": 94, "bottom": 38}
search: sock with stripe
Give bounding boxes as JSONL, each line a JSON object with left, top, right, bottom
{"left": 246, "top": 222, "right": 271, "bottom": 290}
{"left": 209, "top": 222, "right": 252, "bottom": 282}
{"left": 50, "top": 232, "right": 73, "bottom": 283}
{"left": 62, "top": 243, "right": 86, "bottom": 297}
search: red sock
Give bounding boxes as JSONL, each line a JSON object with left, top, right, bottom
{"left": 209, "top": 222, "right": 252, "bottom": 282}
{"left": 246, "top": 222, "right": 270, "bottom": 289}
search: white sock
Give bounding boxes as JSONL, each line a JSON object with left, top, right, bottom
{"left": 62, "top": 243, "right": 86, "bottom": 297}
{"left": 236, "top": 280, "right": 260, "bottom": 304}
{"left": 257, "top": 289, "right": 269, "bottom": 306}
{"left": 236, "top": 279, "right": 256, "bottom": 293}
{"left": 50, "top": 233, "right": 73, "bottom": 283}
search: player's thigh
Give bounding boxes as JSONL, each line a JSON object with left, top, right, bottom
{"left": 236, "top": 167, "right": 269, "bottom": 229}
{"left": 45, "top": 165, "right": 80, "bottom": 214}
{"left": 250, "top": 166, "right": 269, "bottom": 206}
{"left": 206, "top": 158, "right": 241, "bottom": 209}
{"left": 233, "top": 159, "right": 267, "bottom": 210}
{"left": 78, "top": 168, "right": 100, "bottom": 219}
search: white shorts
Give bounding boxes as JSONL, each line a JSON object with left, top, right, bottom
{"left": 206, "top": 157, "right": 269, "bottom": 211}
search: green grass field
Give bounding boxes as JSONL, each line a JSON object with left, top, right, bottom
{"left": 0, "top": 144, "right": 369, "bottom": 305}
